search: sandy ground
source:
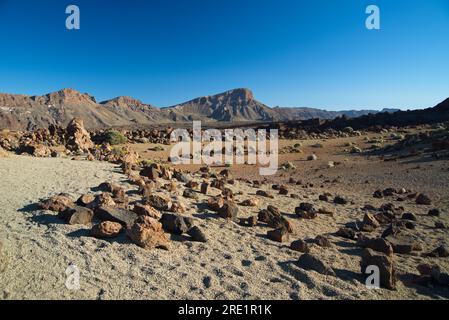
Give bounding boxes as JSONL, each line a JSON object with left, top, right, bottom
{"left": 1, "top": 132, "right": 449, "bottom": 300}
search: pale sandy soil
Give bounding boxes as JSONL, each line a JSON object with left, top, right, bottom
{"left": 0, "top": 132, "right": 449, "bottom": 300}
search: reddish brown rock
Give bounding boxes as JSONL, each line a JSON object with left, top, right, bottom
{"left": 39, "top": 194, "right": 74, "bottom": 212}
{"left": 140, "top": 164, "right": 161, "bottom": 180}
{"left": 313, "top": 235, "right": 332, "bottom": 248}
{"left": 290, "top": 240, "right": 310, "bottom": 253}
{"left": 58, "top": 206, "right": 94, "bottom": 225}
{"left": 256, "top": 190, "right": 274, "bottom": 199}
{"left": 360, "top": 248, "right": 396, "bottom": 290}
{"left": 76, "top": 194, "right": 95, "bottom": 207}
{"left": 361, "top": 212, "right": 381, "bottom": 231}
{"left": 218, "top": 201, "right": 239, "bottom": 220}
{"left": 207, "top": 196, "right": 225, "bottom": 212}
{"left": 132, "top": 204, "right": 161, "bottom": 219}
{"left": 95, "top": 206, "right": 138, "bottom": 228}
{"left": 357, "top": 235, "right": 394, "bottom": 256}
{"left": 19, "top": 143, "right": 52, "bottom": 157}
{"left": 267, "top": 227, "right": 289, "bottom": 243}
{"left": 240, "top": 199, "right": 259, "bottom": 207}
{"left": 297, "top": 253, "right": 336, "bottom": 276}
{"left": 239, "top": 216, "right": 258, "bottom": 227}
{"left": 90, "top": 221, "right": 123, "bottom": 238}
{"left": 65, "top": 118, "right": 94, "bottom": 153}
{"left": 127, "top": 216, "right": 170, "bottom": 250}
{"left": 87, "top": 193, "right": 116, "bottom": 210}
{"left": 145, "top": 194, "right": 172, "bottom": 211}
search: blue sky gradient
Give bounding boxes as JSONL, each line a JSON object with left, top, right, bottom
{"left": 0, "top": 0, "right": 448, "bottom": 110}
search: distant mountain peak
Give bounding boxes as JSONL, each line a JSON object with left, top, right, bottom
{"left": 100, "top": 96, "right": 154, "bottom": 109}
{"left": 41, "top": 88, "right": 96, "bottom": 104}
{"left": 57, "top": 88, "right": 81, "bottom": 95}
{"left": 221, "top": 88, "right": 254, "bottom": 103}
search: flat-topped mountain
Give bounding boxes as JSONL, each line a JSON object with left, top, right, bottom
{"left": 164, "top": 88, "right": 278, "bottom": 122}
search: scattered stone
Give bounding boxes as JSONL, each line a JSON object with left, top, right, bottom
{"left": 312, "top": 235, "right": 332, "bottom": 248}
{"left": 416, "top": 194, "right": 432, "bottom": 205}
{"left": 187, "top": 226, "right": 207, "bottom": 243}
{"left": 145, "top": 194, "right": 172, "bottom": 211}
{"left": 19, "top": 143, "right": 52, "bottom": 157}
{"left": 239, "top": 216, "right": 258, "bottom": 227}
{"left": 373, "top": 190, "right": 383, "bottom": 198}
{"left": 218, "top": 201, "right": 239, "bottom": 220}
{"left": 333, "top": 196, "right": 348, "bottom": 205}
{"left": 132, "top": 204, "right": 161, "bottom": 220}
{"left": 87, "top": 193, "right": 116, "bottom": 210}
{"left": 381, "top": 222, "right": 404, "bottom": 238}
{"left": 169, "top": 201, "right": 187, "bottom": 214}
{"left": 58, "top": 206, "right": 94, "bottom": 225}
{"left": 297, "top": 253, "right": 336, "bottom": 276}
{"left": 318, "top": 207, "right": 335, "bottom": 216}
{"left": 417, "top": 264, "right": 449, "bottom": 286}
{"left": 295, "top": 203, "right": 317, "bottom": 219}
{"left": 425, "top": 245, "right": 449, "bottom": 258}
{"left": 297, "top": 210, "right": 317, "bottom": 219}
{"left": 95, "top": 206, "right": 138, "bottom": 228}
{"left": 357, "top": 235, "right": 394, "bottom": 256}
{"left": 185, "top": 181, "right": 199, "bottom": 189}
{"left": 385, "top": 234, "right": 422, "bottom": 254}
{"left": 402, "top": 212, "right": 417, "bottom": 221}
{"left": 336, "top": 227, "right": 356, "bottom": 240}
{"left": 200, "top": 183, "right": 209, "bottom": 195}
{"left": 307, "top": 154, "right": 318, "bottom": 161}
{"left": 160, "top": 213, "right": 190, "bottom": 235}
{"left": 140, "top": 165, "right": 160, "bottom": 180}
{"left": 240, "top": 199, "right": 259, "bottom": 207}
{"left": 90, "top": 221, "right": 123, "bottom": 239}
{"left": 96, "top": 181, "right": 116, "bottom": 193}
{"left": 297, "top": 202, "right": 314, "bottom": 213}
{"left": 256, "top": 190, "right": 274, "bottom": 199}
{"left": 282, "top": 162, "right": 296, "bottom": 170}
{"left": 112, "top": 186, "right": 127, "bottom": 204}
{"left": 435, "top": 221, "right": 447, "bottom": 229}
{"left": 428, "top": 208, "right": 441, "bottom": 217}
{"left": 267, "top": 216, "right": 293, "bottom": 232}
{"left": 360, "top": 248, "right": 396, "bottom": 290}
{"left": 267, "top": 227, "right": 289, "bottom": 243}
{"left": 361, "top": 213, "right": 380, "bottom": 231}
{"left": 39, "top": 194, "right": 74, "bottom": 212}
{"left": 183, "top": 188, "right": 199, "bottom": 200}
{"left": 279, "top": 185, "right": 289, "bottom": 195}
{"left": 207, "top": 196, "right": 225, "bottom": 211}
{"left": 290, "top": 240, "right": 310, "bottom": 253}
{"left": 220, "top": 188, "right": 233, "bottom": 200}
{"left": 127, "top": 216, "right": 170, "bottom": 250}
{"left": 76, "top": 194, "right": 95, "bottom": 207}
{"left": 382, "top": 188, "right": 396, "bottom": 197}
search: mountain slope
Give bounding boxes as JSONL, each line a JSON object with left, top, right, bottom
{"left": 273, "top": 107, "right": 400, "bottom": 121}
{"left": 0, "top": 89, "right": 172, "bottom": 130}
{"left": 164, "top": 88, "right": 278, "bottom": 122}
{"left": 0, "top": 87, "right": 444, "bottom": 131}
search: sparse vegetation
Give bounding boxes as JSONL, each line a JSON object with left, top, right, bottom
{"left": 103, "top": 130, "right": 128, "bottom": 145}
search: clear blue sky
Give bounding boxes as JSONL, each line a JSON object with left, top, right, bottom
{"left": 0, "top": 0, "right": 448, "bottom": 110}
